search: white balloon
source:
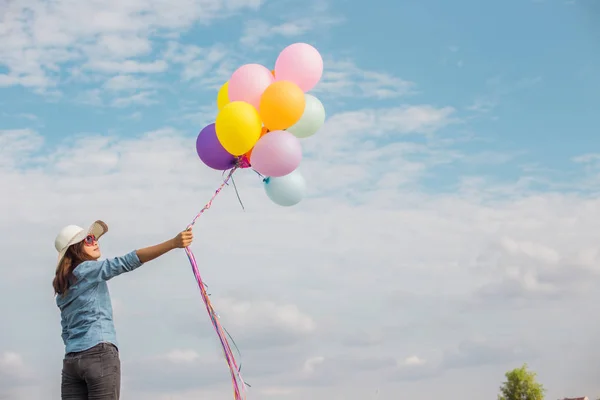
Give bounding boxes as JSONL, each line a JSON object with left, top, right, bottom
{"left": 287, "top": 94, "right": 326, "bottom": 139}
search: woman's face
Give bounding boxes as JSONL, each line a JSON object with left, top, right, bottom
{"left": 82, "top": 234, "right": 101, "bottom": 259}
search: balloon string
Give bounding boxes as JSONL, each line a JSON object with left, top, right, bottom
{"left": 184, "top": 164, "right": 248, "bottom": 400}
{"left": 230, "top": 175, "right": 245, "bottom": 211}
{"left": 187, "top": 167, "right": 237, "bottom": 229}
{"left": 252, "top": 169, "right": 265, "bottom": 180}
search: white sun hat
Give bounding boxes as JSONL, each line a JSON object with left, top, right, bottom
{"left": 54, "top": 220, "right": 108, "bottom": 268}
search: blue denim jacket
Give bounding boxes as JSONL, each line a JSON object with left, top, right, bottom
{"left": 56, "top": 251, "right": 143, "bottom": 354}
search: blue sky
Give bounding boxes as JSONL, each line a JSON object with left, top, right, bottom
{"left": 1, "top": 0, "right": 600, "bottom": 399}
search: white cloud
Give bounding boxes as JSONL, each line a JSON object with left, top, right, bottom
{"left": 260, "top": 386, "right": 294, "bottom": 396}
{"left": 302, "top": 356, "right": 325, "bottom": 373}
{"left": 499, "top": 237, "right": 560, "bottom": 265}
{"left": 85, "top": 60, "right": 168, "bottom": 74}
{"left": 103, "top": 75, "right": 155, "bottom": 91}
{"left": 327, "top": 105, "right": 455, "bottom": 135}
{"left": 239, "top": 1, "right": 342, "bottom": 47}
{"left": 163, "top": 349, "right": 201, "bottom": 364}
{"left": 0, "top": 351, "right": 31, "bottom": 392}
{"left": 74, "top": 87, "right": 159, "bottom": 108}
{"left": 240, "top": 15, "right": 342, "bottom": 47}
{"left": 0, "top": 129, "right": 44, "bottom": 168}
{"left": 219, "top": 298, "right": 316, "bottom": 334}
{"left": 314, "top": 59, "right": 415, "bottom": 99}
{"left": 16, "top": 113, "right": 39, "bottom": 121}
{"left": 441, "top": 339, "right": 533, "bottom": 370}
{"left": 86, "top": 34, "right": 153, "bottom": 60}
{"left": 0, "top": 352, "right": 25, "bottom": 371}
{"left": 127, "top": 111, "right": 143, "bottom": 120}
{"left": 467, "top": 75, "right": 542, "bottom": 115}
{"left": 467, "top": 97, "right": 497, "bottom": 113}
{"left": 573, "top": 153, "right": 600, "bottom": 164}
{"left": 403, "top": 356, "right": 426, "bottom": 366}
{"left": 164, "top": 42, "right": 231, "bottom": 84}
{"left": 298, "top": 105, "right": 458, "bottom": 193}
{"left": 0, "top": 0, "right": 265, "bottom": 90}
{"left": 111, "top": 91, "right": 158, "bottom": 107}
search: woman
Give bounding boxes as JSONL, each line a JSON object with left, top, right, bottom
{"left": 53, "top": 220, "right": 193, "bottom": 399}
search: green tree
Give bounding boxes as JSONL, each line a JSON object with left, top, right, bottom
{"left": 498, "top": 363, "right": 545, "bottom": 400}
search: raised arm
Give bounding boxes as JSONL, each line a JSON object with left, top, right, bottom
{"left": 136, "top": 230, "right": 193, "bottom": 263}
{"left": 76, "top": 230, "right": 194, "bottom": 282}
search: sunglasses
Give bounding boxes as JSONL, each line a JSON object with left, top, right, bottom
{"left": 83, "top": 234, "right": 97, "bottom": 246}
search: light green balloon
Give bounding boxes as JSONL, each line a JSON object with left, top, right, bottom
{"left": 287, "top": 93, "right": 326, "bottom": 139}
{"left": 264, "top": 170, "right": 307, "bottom": 207}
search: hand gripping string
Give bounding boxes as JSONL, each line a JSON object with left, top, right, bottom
{"left": 184, "top": 165, "right": 248, "bottom": 400}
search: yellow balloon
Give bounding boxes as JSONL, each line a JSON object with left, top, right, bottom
{"left": 259, "top": 81, "right": 305, "bottom": 131}
{"left": 215, "top": 101, "right": 262, "bottom": 156}
{"left": 217, "top": 82, "right": 230, "bottom": 110}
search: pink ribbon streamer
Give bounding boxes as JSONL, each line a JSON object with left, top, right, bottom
{"left": 184, "top": 166, "right": 247, "bottom": 400}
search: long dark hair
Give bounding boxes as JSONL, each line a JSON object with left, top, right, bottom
{"left": 53, "top": 241, "right": 93, "bottom": 296}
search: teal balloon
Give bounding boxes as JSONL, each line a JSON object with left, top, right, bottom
{"left": 264, "top": 169, "right": 307, "bottom": 206}
{"left": 286, "top": 94, "right": 325, "bottom": 139}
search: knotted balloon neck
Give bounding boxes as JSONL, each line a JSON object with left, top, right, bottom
{"left": 236, "top": 155, "right": 251, "bottom": 169}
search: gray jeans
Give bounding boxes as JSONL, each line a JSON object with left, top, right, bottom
{"left": 61, "top": 342, "right": 121, "bottom": 399}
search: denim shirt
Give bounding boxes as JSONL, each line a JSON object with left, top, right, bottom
{"left": 56, "top": 251, "right": 143, "bottom": 354}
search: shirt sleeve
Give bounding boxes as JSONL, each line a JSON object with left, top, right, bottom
{"left": 74, "top": 251, "right": 144, "bottom": 282}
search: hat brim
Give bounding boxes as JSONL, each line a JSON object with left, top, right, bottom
{"left": 56, "top": 220, "right": 108, "bottom": 269}
{"left": 88, "top": 220, "right": 108, "bottom": 241}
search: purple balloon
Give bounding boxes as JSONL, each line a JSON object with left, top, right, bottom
{"left": 196, "top": 123, "right": 237, "bottom": 170}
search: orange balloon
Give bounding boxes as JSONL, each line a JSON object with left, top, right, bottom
{"left": 244, "top": 127, "right": 269, "bottom": 159}
{"left": 271, "top": 70, "right": 275, "bottom": 77}
{"left": 259, "top": 81, "right": 305, "bottom": 131}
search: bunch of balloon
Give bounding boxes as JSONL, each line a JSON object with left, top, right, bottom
{"left": 195, "top": 43, "right": 326, "bottom": 207}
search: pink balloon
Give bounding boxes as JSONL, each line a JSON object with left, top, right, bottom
{"left": 228, "top": 64, "right": 274, "bottom": 109}
{"left": 250, "top": 131, "right": 302, "bottom": 177}
{"left": 274, "top": 43, "right": 323, "bottom": 92}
